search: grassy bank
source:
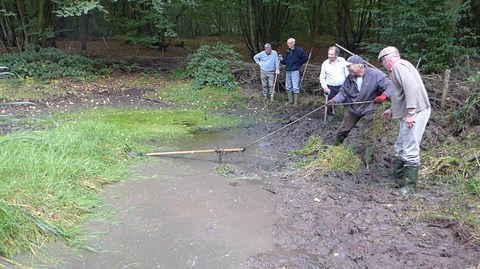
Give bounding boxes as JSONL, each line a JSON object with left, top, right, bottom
{"left": 0, "top": 80, "right": 246, "bottom": 260}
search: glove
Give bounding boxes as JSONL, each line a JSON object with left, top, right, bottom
{"left": 374, "top": 94, "right": 388, "bottom": 103}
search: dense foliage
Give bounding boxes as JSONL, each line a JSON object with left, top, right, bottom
{"left": 0, "top": 0, "right": 478, "bottom": 72}
{"left": 186, "top": 42, "right": 242, "bottom": 90}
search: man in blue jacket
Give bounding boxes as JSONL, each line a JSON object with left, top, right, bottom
{"left": 279, "top": 38, "right": 308, "bottom": 105}
{"left": 328, "top": 55, "right": 392, "bottom": 165}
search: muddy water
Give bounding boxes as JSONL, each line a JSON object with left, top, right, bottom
{"left": 22, "top": 129, "right": 279, "bottom": 269}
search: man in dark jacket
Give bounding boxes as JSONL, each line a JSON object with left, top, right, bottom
{"left": 328, "top": 55, "right": 392, "bottom": 165}
{"left": 279, "top": 37, "right": 308, "bottom": 105}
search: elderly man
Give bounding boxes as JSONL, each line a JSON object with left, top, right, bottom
{"left": 253, "top": 43, "right": 279, "bottom": 102}
{"left": 378, "top": 46, "right": 431, "bottom": 195}
{"left": 319, "top": 46, "right": 349, "bottom": 123}
{"left": 279, "top": 38, "right": 308, "bottom": 106}
{"left": 328, "top": 55, "right": 391, "bottom": 165}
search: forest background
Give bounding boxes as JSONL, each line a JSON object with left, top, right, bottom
{"left": 0, "top": 0, "right": 479, "bottom": 73}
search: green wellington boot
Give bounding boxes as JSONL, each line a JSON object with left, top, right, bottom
{"left": 286, "top": 92, "right": 293, "bottom": 105}
{"left": 327, "top": 114, "right": 335, "bottom": 124}
{"left": 394, "top": 166, "right": 419, "bottom": 195}
{"left": 363, "top": 146, "right": 374, "bottom": 167}
{"left": 392, "top": 158, "right": 405, "bottom": 187}
{"left": 293, "top": 93, "right": 298, "bottom": 106}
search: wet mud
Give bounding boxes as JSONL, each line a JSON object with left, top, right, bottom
{"left": 3, "top": 85, "right": 480, "bottom": 269}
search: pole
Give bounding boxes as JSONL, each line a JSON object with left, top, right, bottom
{"left": 335, "top": 43, "right": 379, "bottom": 70}
{"left": 323, "top": 94, "right": 328, "bottom": 123}
{"left": 300, "top": 47, "right": 313, "bottom": 86}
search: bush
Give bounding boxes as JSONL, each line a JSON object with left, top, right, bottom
{"left": 0, "top": 48, "right": 135, "bottom": 80}
{"left": 186, "top": 42, "right": 243, "bottom": 90}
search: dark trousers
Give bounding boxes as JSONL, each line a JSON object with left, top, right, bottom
{"left": 335, "top": 111, "right": 374, "bottom": 146}
{"left": 326, "top": 85, "right": 341, "bottom": 115}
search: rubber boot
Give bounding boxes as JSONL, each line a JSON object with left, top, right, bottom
{"left": 392, "top": 159, "right": 405, "bottom": 187}
{"left": 394, "top": 166, "right": 418, "bottom": 195}
{"left": 334, "top": 133, "right": 347, "bottom": 146}
{"left": 363, "top": 146, "right": 374, "bottom": 168}
{"left": 286, "top": 92, "right": 293, "bottom": 105}
{"left": 293, "top": 93, "right": 298, "bottom": 106}
{"left": 270, "top": 95, "right": 274, "bottom": 103}
{"left": 327, "top": 114, "right": 335, "bottom": 124}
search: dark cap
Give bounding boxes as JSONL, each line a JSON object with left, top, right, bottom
{"left": 346, "top": 55, "right": 364, "bottom": 65}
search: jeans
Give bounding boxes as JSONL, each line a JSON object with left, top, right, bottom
{"left": 395, "top": 107, "right": 431, "bottom": 166}
{"left": 286, "top": 70, "right": 300, "bottom": 94}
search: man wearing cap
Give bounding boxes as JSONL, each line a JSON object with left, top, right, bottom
{"left": 378, "top": 46, "right": 431, "bottom": 195}
{"left": 279, "top": 38, "right": 308, "bottom": 106}
{"left": 328, "top": 55, "right": 392, "bottom": 165}
{"left": 253, "top": 43, "right": 280, "bottom": 102}
{"left": 319, "top": 46, "right": 349, "bottom": 123}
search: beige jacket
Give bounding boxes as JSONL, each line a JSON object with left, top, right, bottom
{"left": 390, "top": 59, "right": 430, "bottom": 118}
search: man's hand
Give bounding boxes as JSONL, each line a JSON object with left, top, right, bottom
{"left": 405, "top": 114, "right": 416, "bottom": 129}
{"left": 327, "top": 98, "right": 335, "bottom": 107}
{"left": 374, "top": 94, "right": 388, "bottom": 103}
{"left": 323, "top": 87, "right": 331, "bottom": 95}
{"left": 382, "top": 108, "right": 392, "bottom": 119}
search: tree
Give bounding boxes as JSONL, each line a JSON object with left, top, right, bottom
{"left": 53, "top": 0, "right": 106, "bottom": 51}
{"left": 238, "top": 0, "right": 291, "bottom": 56}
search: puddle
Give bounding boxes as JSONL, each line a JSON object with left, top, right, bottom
{"left": 16, "top": 128, "right": 279, "bottom": 268}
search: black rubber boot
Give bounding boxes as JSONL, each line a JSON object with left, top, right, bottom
{"left": 392, "top": 159, "right": 405, "bottom": 187}
{"left": 394, "top": 166, "right": 418, "bottom": 195}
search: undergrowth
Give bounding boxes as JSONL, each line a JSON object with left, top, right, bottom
{"left": 294, "top": 136, "right": 363, "bottom": 175}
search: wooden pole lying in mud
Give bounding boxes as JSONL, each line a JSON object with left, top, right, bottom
{"left": 145, "top": 147, "right": 245, "bottom": 163}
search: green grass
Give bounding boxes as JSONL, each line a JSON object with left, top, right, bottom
{"left": 0, "top": 121, "right": 133, "bottom": 257}
{"left": 0, "top": 105, "right": 244, "bottom": 258}
{"left": 55, "top": 107, "right": 244, "bottom": 141}
{"left": 143, "top": 81, "right": 244, "bottom": 110}
{"left": 294, "top": 136, "right": 363, "bottom": 175}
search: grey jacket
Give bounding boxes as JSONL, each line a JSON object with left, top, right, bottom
{"left": 332, "top": 67, "right": 392, "bottom": 116}
{"left": 390, "top": 59, "right": 430, "bottom": 118}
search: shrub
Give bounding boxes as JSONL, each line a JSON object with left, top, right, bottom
{"left": 186, "top": 42, "right": 243, "bottom": 90}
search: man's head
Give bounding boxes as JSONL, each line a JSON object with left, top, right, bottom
{"left": 264, "top": 43, "right": 272, "bottom": 55}
{"left": 378, "top": 46, "right": 400, "bottom": 71}
{"left": 287, "top": 38, "right": 295, "bottom": 49}
{"left": 345, "top": 55, "right": 365, "bottom": 76}
{"left": 327, "top": 46, "right": 340, "bottom": 62}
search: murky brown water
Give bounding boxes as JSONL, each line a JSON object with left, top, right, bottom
{"left": 13, "top": 129, "right": 279, "bottom": 269}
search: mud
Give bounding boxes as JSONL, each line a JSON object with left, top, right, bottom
{"left": 2, "top": 66, "right": 480, "bottom": 268}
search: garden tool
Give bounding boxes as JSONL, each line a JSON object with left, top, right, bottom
{"left": 323, "top": 93, "right": 329, "bottom": 124}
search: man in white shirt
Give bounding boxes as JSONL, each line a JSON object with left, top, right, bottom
{"left": 319, "top": 46, "right": 349, "bottom": 123}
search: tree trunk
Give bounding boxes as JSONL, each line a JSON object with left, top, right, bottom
{"left": 81, "top": 13, "right": 89, "bottom": 51}
{"left": 15, "top": 0, "right": 28, "bottom": 50}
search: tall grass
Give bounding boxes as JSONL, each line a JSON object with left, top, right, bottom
{"left": 295, "top": 136, "right": 363, "bottom": 175}
{"left": 0, "top": 120, "right": 133, "bottom": 257}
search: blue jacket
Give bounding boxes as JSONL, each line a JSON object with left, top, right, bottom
{"left": 332, "top": 67, "right": 392, "bottom": 116}
{"left": 280, "top": 47, "right": 308, "bottom": 71}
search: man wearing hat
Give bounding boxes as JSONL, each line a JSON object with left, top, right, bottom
{"left": 328, "top": 55, "right": 392, "bottom": 165}
{"left": 378, "top": 46, "right": 431, "bottom": 195}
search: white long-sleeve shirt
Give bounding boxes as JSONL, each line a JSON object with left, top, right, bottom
{"left": 319, "top": 57, "right": 349, "bottom": 89}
